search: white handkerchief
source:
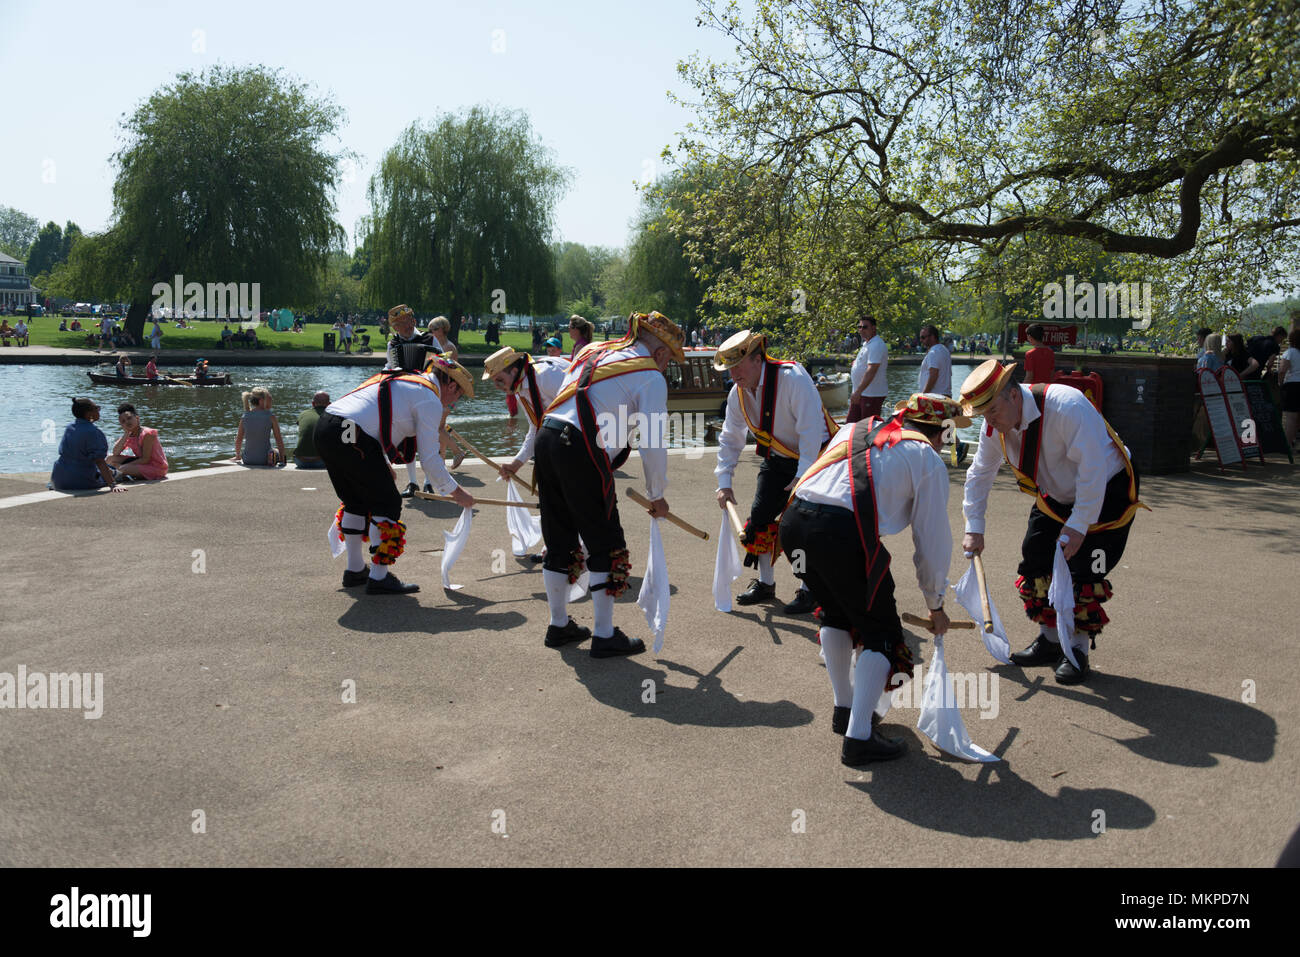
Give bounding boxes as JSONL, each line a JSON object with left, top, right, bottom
{"left": 637, "top": 519, "right": 670, "bottom": 654}
{"left": 712, "top": 513, "right": 743, "bottom": 612}
{"left": 441, "top": 507, "right": 474, "bottom": 591}
{"left": 1049, "top": 542, "right": 1081, "bottom": 668}
{"left": 916, "top": 635, "right": 1000, "bottom": 762}
{"left": 952, "top": 561, "right": 1012, "bottom": 663}
{"left": 506, "top": 480, "right": 542, "bottom": 556}
{"left": 326, "top": 516, "right": 345, "bottom": 559}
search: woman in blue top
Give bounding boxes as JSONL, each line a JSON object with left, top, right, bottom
{"left": 50, "top": 398, "right": 126, "bottom": 492}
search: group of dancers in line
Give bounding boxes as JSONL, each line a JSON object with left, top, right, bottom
{"left": 315, "top": 304, "right": 1143, "bottom": 767}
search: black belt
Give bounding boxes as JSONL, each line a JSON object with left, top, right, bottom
{"left": 541, "top": 416, "right": 571, "bottom": 433}
{"left": 794, "top": 499, "right": 854, "bottom": 521}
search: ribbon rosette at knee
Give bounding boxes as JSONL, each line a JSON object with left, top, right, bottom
{"left": 637, "top": 519, "right": 670, "bottom": 654}
{"left": 505, "top": 478, "right": 543, "bottom": 556}
{"left": 440, "top": 507, "right": 474, "bottom": 591}
{"left": 1048, "top": 543, "right": 1082, "bottom": 669}
{"left": 712, "top": 512, "right": 743, "bottom": 612}
{"left": 952, "top": 559, "right": 1012, "bottom": 663}
{"left": 916, "top": 634, "right": 1000, "bottom": 762}
{"left": 568, "top": 538, "right": 590, "bottom": 602}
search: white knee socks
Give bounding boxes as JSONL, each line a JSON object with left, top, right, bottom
{"left": 820, "top": 627, "right": 854, "bottom": 708}
{"left": 406, "top": 461, "right": 419, "bottom": 485}
{"left": 340, "top": 510, "right": 367, "bottom": 573}
{"left": 758, "top": 553, "right": 775, "bottom": 586}
{"left": 847, "top": 650, "right": 891, "bottom": 741}
{"left": 589, "top": 572, "right": 614, "bottom": 638}
{"left": 543, "top": 569, "right": 570, "bottom": 628}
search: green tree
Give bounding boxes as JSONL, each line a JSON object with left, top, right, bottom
{"left": 555, "top": 241, "right": 617, "bottom": 311}
{"left": 105, "top": 65, "right": 346, "bottom": 338}
{"left": 0, "top": 206, "right": 39, "bottom": 259}
{"left": 26, "top": 222, "right": 64, "bottom": 278}
{"left": 365, "top": 106, "right": 569, "bottom": 337}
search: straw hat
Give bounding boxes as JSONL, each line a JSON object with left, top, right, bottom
{"left": 894, "top": 393, "right": 971, "bottom": 428}
{"left": 633, "top": 311, "right": 686, "bottom": 363}
{"left": 712, "top": 330, "right": 766, "bottom": 371}
{"left": 959, "top": 359, "right": 1018, "bottom": 415}
{"left": 482, "top": 346, "right": 526, "bottom": 380}
{"left": 424, "top": 355, "right": 475, "bottom": 398}
{"left": 388, "top": 303, "right": 414, "bottom": 322}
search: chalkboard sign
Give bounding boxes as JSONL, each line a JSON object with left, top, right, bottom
{"left": 1218, "top": 367, "right": 1261, "bottom": 462}
{"left": 1198, "top": 369, "right": 1243, "bottom": 468}
{"left": 1243, "top": 379, "right": 1294, "bottom": 461}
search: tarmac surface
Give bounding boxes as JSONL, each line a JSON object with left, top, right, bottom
{"left": 0, "top": 447, "right": 1295, "bottom": 866}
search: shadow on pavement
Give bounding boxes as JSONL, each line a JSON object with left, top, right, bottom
{"left": 335, "top": 596, "right": 527, "bottom": 635}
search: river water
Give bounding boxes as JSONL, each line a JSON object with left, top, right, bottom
{"left": 2, "top": 362, "right": 982, "bottom": 475}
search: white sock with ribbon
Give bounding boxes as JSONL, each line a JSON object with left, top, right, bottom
{"left": 543, "top": 569, "right": 570, "bottom": 628}
{"left": 847, "top": 650, "right": 892, "bottom": 741}
{"left": 758, "top": 553, "right": 775, "bottom": 586}
{"left": 820, "top": 627, "right": 854, "bottom": 708}
{"left": 590, "top": 572, "right": 614, "bottom": 638}
{"left": 340, "top": 511, "right": 367, "bottom": 573}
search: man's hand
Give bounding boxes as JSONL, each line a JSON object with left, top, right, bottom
{"left": 927, "top": 606, "right": 950, "bottom": 635}
{"left": 649, "top": 497, "right": 670, "bottom": 519}
{"left": 1059, "top": 526, "right": 1085, "bottom": 561}
{"left": 716, "top": 488, "right": 736, "bottom": 510}
{"left": 962, "top": 532, "right": 985, "bottom": 557}
{"left": 450, "top": 487, "right": 475, "bottom": 510}
{"left": 500, "top": 460, "right": 522, "bottom": 479}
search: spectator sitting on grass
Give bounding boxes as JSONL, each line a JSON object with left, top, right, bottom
{"left": 13, "top": 319, "right": 28, "bottom": 346}
{"left": 107, "top": 402, "right": 169, "bottom": 481}
{"left": 221, "top": 324, "right": 233, "bottom": 346}
{"left": 50, "top": 398, "right": 125, "bottom": 492}
{"left": 235, "top": 386, "right": 286, "bottom": 467}
{"left": 0, "top": 319, "right": 12, "bottom": 344}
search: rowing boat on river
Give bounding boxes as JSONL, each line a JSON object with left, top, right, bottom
{"left": 87, "top": 371, "right": 233, "bottom": 386}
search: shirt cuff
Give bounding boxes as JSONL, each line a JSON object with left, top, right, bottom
{"left": 964, "top": 517, "right": 986, "bottom": 535}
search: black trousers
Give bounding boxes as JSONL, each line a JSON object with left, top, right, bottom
{"left": 748, "top": 453, "right": 798, "bottom": 529}
{"left": 780, "top": 500, "right": 900, "bottom": 656}
{"left": 1018, "top": 465, "right": 1139, "bottom": 583}
{"left": 316, "top": 412, "right": 402, "bottom": 521}
{"left": 535, "top": 422, "right": 626, "bottom": 575}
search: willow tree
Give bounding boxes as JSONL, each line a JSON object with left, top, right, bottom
{"left": 365, "top": 107, "right": 569, "bottom": 334}
{"left": 675, "top": 0, "right": 1300, "bottom": 337}
{"left": 105, "top": 66, "right": 346, "bottom": 338}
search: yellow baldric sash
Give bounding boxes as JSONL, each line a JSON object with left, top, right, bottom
{"left": 1001, "top": 382, "right": 1148, "bottom": 533}
{"left": 344, "top": 370, "right": 440, "bottom": 464}
{"left": 511, "top": 357, "right": 546, "bottom": 428}
{"left": 545, "top": 355, "right": 661, "bottom": 412}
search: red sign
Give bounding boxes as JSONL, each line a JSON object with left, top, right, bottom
{"left": 1018, "top": 323, "right": 1077, "bottom": 346}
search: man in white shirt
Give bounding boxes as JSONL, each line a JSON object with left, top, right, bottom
{"left": 917, "top": 323, "right": 966, "bottom": 464}
{"left": 99, "top": 315, "right": 115, "bottom": 352}
{"left": 318, "top": 356, "right": 476, "bottom": 595}
{"left": 13, "top": 319, "right": 29, "bottom": 346}
{"left": 533, "top": 311, "right": 684, "bottom": 658}
{"left": 383, "top": 304, "right": 442, "bottom": 497}
{"left": 484, "top": 346, "right": 570, "bottom": 480}
{"left": 713, "top": 330, "right": 836, "bottom": 613}
{"left": 848, "top": 314, "right": 889, "bottom": 422}
{"left": 960, "top": 359, "right": 1145, "bottom": 684}
{"left": 781, "top": 393, "right": 959, "bottom": 766}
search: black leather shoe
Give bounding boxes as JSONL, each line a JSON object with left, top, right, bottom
{"left": 341, "top": 568, "right": 369, "bottom": 587}
{"left": 544, "top": 618, "right": 591, "bottom": 648}
{"left": 783, "top": 587, "right": 816, "bottom": 615}
{"left": 423, "top": 482, "right": 434, "bottom": 494}
{"left": 529, "top": 553, "right": 546, "bottom": 564}
{"left": 841, "top": 730, "right": 906, "bottom": 766}
{"left": 1009, "top": 635, "right": 1065, "bottom": 667}
{"left": 735, "top": 579, "right": 776, "bottom": 605}
{"left": 831, "top": 706, "right": 851, "bottom": 735}
{"left": 364, "top": 572, "right": 420, "bottom": 595}
{"left": 1055, "top": 653, "right": 1091, "bottom": 685}
{"left": 590, "top": 628, "right": 646, "bottom": 658}
{"left": 401, "top": 482, "right": 418, "bottom": 498}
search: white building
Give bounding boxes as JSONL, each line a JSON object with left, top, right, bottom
{"left": 0, "top": 252, "right": 38, "bottom": 310}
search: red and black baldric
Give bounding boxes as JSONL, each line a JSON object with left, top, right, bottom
{"left": 754, "top": 357, "right": 783, "bottom": 459}
{"left": 1016, "top": 383, "right": 1048, "bottom": 495}
{"left": 345, "top": 370, "right": 440, "bottom": 465}
{"left": 572, "top": 353, "right": 635, "bottom": 518}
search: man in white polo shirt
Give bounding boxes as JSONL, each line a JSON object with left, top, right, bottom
{"left": 848, "top": 314, "right": 888, "bottom": 422}
{"left": 917, "top": 323, "right": 965, "bottom": 463}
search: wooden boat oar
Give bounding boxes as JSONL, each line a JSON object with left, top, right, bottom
{"left": 723, "top": 500, "right": 746, "bottom": 542}
{"left": 163, "top": 374, "right": 195, "bottom": 388}
{"left": 414, "top": 491, "right": 536, "bottom": 508}
{"left": 972, "top": 553, "right": 995, "bottom": 634}
{"left": 901, "top": 611, "right": 976, "bottom": 631}
{"left": 626, "top": 487, "right": 709, "bottom": 540}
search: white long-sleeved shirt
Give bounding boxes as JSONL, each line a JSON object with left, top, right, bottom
{"left": 962, "top": 383, "right": 1127, "bottom": 537}
{"left": 796, "top": 424, "right": 951, "bottom": 610}
{"left": 325, "top": 376, "right": 460, "bottom": 495}
{"left": 511, "top": 356, "right": 569, "bottom": 466}
{"left": 545, "top": 341, "right": 670, "bottom": 500}
{"left": 714, "top": 360, "right": 830, "bottom": 490}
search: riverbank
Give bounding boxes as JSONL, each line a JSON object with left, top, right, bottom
{"left": 0, "top": 447, "right": 1294, "bottom": 866}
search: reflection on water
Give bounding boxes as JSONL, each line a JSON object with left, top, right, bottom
{"left": 1, "top": 362, "right": 982, "bottom": 474}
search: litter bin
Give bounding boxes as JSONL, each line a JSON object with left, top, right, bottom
{"left": 322, "top": 331, "right": 336, "bottom": 353}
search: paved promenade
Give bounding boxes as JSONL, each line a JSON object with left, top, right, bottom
{"left": 0, "top": 450, "right": 1295, "bottom": 866}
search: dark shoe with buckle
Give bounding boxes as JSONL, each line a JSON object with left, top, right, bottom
{"left": 736, "top": 579, "right": 776, "bottom": 606}
{"left": 1009, "top": 634, "right": 1065, "bottom": 667}
{"left": 341, "top": 568, "right": 370, "bottom": 588}
{"left": 783, "top": 587, "right": 816, "bottom": 616}
{"left": 841, "top": 730, "right": 906, "bottom": 766}
{"left": 590, "top": 628, "right": 646, "bottom": 659}
{"left": 401, "top": 482, "right": 418, "bottom": 498}
{"left": 364, "top": 572, "right": 420, "bottom": 595}
{"left": 544, "top": 618, "right": 591, "bottom": 648}
{"left": 1055, "top": 652, "right": 1091, "bottom": 685}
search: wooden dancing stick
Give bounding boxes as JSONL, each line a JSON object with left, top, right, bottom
{"left": 723, "top": 500, "right": 746, "bottom": 541}
{"left": 444, "top": 425, "right": 510, "bottom": 478}
{"left": 901, "top": 611, "right": 976, "bottom": 631}
{"left": 972, "top": 553, "right": 995, "bottom": 634}
{"left": 414, "top": 491, "right": 536, "bottom": 508}
{"left": 626, "top": 487, "right": 710, "bottom": 540}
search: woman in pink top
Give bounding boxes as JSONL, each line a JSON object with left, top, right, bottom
{"left": 107, "top": 402, "right": 169, "bottom": 480}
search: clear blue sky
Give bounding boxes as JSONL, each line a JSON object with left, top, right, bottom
{"left": 1, "top": 0, "right": 737, "bottom": 252}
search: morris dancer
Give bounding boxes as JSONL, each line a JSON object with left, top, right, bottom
{"left": 534, "top": 311, "right": 684, "bottom": 656}
{"left": 317, "top": 355, "right": 476, "bottom": 595}
{"left": 781, "top": 394, "right": 961, "bottom": 766}
{"left": 959, "top": 359, "right": 1145, "bottom": 684}
{"left": 384, "top": 303, "right": 441, "bottom": 498}
{"left": 713, "top": 330, "right": 836, "bottom": 614}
